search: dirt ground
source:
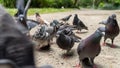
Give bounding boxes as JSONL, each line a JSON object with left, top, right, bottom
{"left": 28, "top": 9, "right": 120, "bottom": 68}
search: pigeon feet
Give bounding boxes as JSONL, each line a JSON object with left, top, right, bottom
{"left": 93, "top": 64, "right": 97, "bottom": 68}
{"left": 111, "top": 44, "right": 116, "bottom": 48}
{"left": 74, "top": 64, "right": 81, "bottom": 68}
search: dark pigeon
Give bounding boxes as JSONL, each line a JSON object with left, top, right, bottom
{"left": 99, "top": 14, "right": 120, "bottom": 47}
{"left": 77, "top": 29, "right": 103, "bottom": 68}
{"left": 56, "top": 32, "right": 74, "bottom": 54}
{"left": 17, "top": 15, "right": 39, "bottom": 30}
{"left": 73, "top": 14, "right": 88, "bottom": 33}
{"left": 57, "top": 27, "right": 81, "bottom": 42}
{"left": 15, "top": 0, "right": 31, "bottom": 19}
{"left": 60, "top": 14, "right": 72, "bottom": 23}
{"left": 0, "top": 5, "right": 35, "bottom": 67}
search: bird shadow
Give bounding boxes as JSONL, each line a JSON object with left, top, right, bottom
{"left": 61, "top": 50, "right": 75, "bottom": 59}
{"left": 95, "top": 64, "right": 103, "bottom": 68}
{"left": 105, "top": 43, "right": 120, "bottom": 48}
{"left": 83, "top": 64, "right": 103, "bottom": 68}
{"left": 37, "top": 47, "right": 53, "bottom": 53}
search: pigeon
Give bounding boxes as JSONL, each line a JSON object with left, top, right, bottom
{"left": 17, "top": 15, "right": 39, "bottom": 30}
{"left": 57, "top": 27, "right": 81, "bottom": 42}
{"left": 56, "top": 31, "right": 74, "bottom": 54}
{"left": 60, "top": 14, "right": 72, "bottom": 23}
{"left": 50, "top": 20, "right": 60, "bottom": 27}
{"left": 77, "top": 29, "right": 103, "bottom": 68}
{"left": 99, "top": 14, "right": 120, "bottom": 47}
{"left": 0, "top": 5, "right": 35, "bottom": 67}
{"left": 29, "top": 25, "right": 50, "bottom": 50}
{"left": 73, "top": 14, "right": 88, "bottom": 33}
{"left": 99, "top": 14, "right": 116, "bottom": 25}
{"left": 35, "top": 13, "right": 49, "bottom": 25}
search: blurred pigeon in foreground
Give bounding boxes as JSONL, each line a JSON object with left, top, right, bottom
{"left": 0, "top": 5, "right": 35, "bottom": 67}
{"left": 77, "top": 29, "right": 103, "bottom": 68}
{"left": 60, "top": 14, "right": 72, "bottom": 23}
{"left": 73, "top": 14, "right": 88, "bottom": 33}
{"left": 99, "top": 14, "right": 120, "bottom": 47}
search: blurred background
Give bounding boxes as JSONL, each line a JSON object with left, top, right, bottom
{"left": 0, "top": 0, "right": 120, "bottom": 9}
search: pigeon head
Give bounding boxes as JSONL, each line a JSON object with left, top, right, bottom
{"left": 18, "top": 14, "right": 25, "bottom": 22}
{"left": 99, "top": 14, "right": 117, "bottom": 25}
{"left": 35, "top": 12, "right": 40, "bottom": 17}
{"left": 110, "top": 14, "right": 116, "bottom": 20}
{"left": 74, "top": 14, "right": 78, "bottom": 17}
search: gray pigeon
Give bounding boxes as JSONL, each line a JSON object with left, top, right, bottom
{"left": 60, "top": 15, "right": 72, "bottom": 23}
{"left": 56, "top": 31, "right": 74, "bottom": 54}
{"left": 29, "top": 25, "right": 50, "bottom": 50}
{"left": 77, "top": 29, "right": 103, "bottom": 68}
{"left": 17, "top": 15, "right": 39, "bottom": 30}
{"left": 73, "top": 14, "right": 88, "bottom": 33}
{"left": 57, "top": 27, "right": 81, "bottom": 42}
{"left": 99, "top": 14, "right": 116, "bottom": 25}
{"left": 99, "top": 14, "right": 120, "bottom": 47}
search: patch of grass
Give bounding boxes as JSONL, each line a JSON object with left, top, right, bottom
{"left": 6, "top": 8, "right": 72, "bottom": 16}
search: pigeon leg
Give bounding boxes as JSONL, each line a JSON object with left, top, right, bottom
{"left": 93, "top": 64, "right": 97, "bottom": 68}
{"left": 74, "top": 61, "right": 82, "bottom": 68}
{"left": 74, "top": 64, "right": 81, "bottom": 68}
{"left": 102, "top": 37, "right": 107, "bottom": 46}
{"left": 111, "top": 38, "right": 115, "bottom": 48}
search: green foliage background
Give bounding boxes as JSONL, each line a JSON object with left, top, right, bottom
{"left": 0, "top": 0, "right": 120, "bottom": 9}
